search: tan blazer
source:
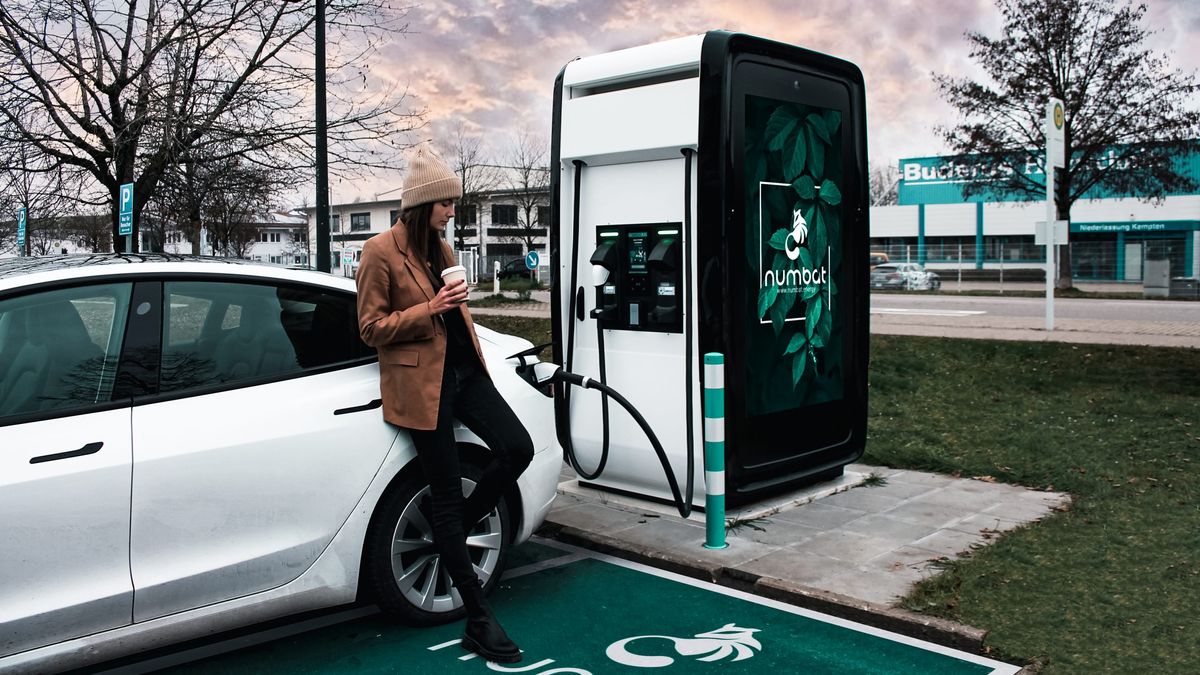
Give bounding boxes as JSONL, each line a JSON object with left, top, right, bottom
{"left": 356, "top": 222, "right": 487, "bottom": 430}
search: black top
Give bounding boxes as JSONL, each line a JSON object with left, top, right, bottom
{"left": 422, "top": 248, "right": 476, "bottom": 369}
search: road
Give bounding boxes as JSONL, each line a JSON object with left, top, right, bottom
{"left": 869, "top": 293, "right": 1200, "bottom": 348}
{"left": 870, "top": 293, "right": 1200, "bottom": 323}
{"left": 467, "top": 290, "right": 1200, "bottom": 347}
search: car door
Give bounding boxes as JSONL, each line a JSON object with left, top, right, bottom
{"left": 129, "top": 278, "right": 399, "bottom": 621}
{"left": 0, "top": 282, "right": 134, "bottom": 657}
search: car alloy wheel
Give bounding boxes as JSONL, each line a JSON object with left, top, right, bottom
{"left": 365, "top": 462, "right": 510, "bottom": 625}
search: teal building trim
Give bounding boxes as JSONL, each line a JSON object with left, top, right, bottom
{"left": 1070, "top": 219, "right": 1200, "bottom": 234}
{"left": 898, "top": 144, "right": 1200, "bottom": 206}
{"left": 975, "top": 202, "right": 984, "bottom": 270}
{"left": 1115, "top": 232, "right": 1126, "bottom": 280}
{"left": 917, "top": 204, "right": 926, "bottom": 264}
{"left": 1186, "top": 236, "right": 1194, "bottom": 277}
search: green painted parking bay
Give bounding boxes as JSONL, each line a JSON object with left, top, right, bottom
{"left": 165, "top": 540, "right": 1017, "bottom": 674}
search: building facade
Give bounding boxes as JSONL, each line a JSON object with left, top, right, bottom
{"left": 303, "top": 187, "right": 550, "bottom": 278}
{"left": 870, "top": 147, "right": 1200, "bottom": 282}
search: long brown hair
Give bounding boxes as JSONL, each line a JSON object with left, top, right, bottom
{"left": 402, "top": 202, "right": 451, "bottom": 278}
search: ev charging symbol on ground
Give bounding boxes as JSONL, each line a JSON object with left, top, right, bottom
{"left": 605, "top": 624, "right": 762, "bottom": 668}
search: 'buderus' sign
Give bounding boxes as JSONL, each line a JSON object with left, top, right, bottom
{"left": 898, "top": 144, "right": 1200, "bottom": 205}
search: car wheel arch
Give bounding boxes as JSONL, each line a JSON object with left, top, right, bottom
{"left": 354, "top": 440, "right": 522, "bottom": 603}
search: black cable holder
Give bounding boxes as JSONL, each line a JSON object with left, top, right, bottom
{"left": 560, "top": 160, "right": 611, "bottom": 480}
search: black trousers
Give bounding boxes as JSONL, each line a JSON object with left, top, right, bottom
{"left": 407, "top": 357, "right": 534, "bottom": 590}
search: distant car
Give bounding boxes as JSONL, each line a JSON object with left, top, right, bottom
{"left": 869, "top": 251, "right": 890, "bottom": 270}
{"left": 497, "top": 258, "right": 533, "bottom": 280}
{"left": 0, "top": 254, "right": 560, "bottom": 672}
{"left": 870, "top": 262, "right": 940, "bottom": 291}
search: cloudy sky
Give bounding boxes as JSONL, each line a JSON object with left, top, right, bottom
{"left": 329, "top": 0, "right": 1200, "bottom": 202}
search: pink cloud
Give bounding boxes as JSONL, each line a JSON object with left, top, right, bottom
{"left": 331, "top": 0, "right": 1200, "bottom": 202}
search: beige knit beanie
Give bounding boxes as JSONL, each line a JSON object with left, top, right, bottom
{"left": 401, "top": 148, "right": 463, "bottom": 209}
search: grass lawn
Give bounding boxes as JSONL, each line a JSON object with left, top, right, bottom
{"left": 474, "top": 316, "right": 1198, "bottom": 674}
{"left": 473, "top": 315, "right": 553, "bottom": 347}
{"left": 868, "top": 336, "right": 1199, "bottom": 674}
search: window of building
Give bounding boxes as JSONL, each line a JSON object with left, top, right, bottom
{"left": 983, "top": 235, "right": 1041, "bottom": 262}
{"left": 924, "top": 236, "right": 975, "bottom": 261}
{"left": 537, "top": 206, "right": 549, "bottom": 226}
{"left": 350, "top": 213, "right": 371, "bottom": 232}
{"left": 491, "top": 204, "right": 518, "bottom": 226}
{"left": 459, "top": 203, "right": 477, "bottom": 226}
{"left": 389, "top": 210, "right": 402, "bottom": 227}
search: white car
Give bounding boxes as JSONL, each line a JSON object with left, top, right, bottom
{"left": 869, "top": 262, "right": 941, "bottom": 291}
{"left": 0, "top": 254, "right": 560, "bottom": 672}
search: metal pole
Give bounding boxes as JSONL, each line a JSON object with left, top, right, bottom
{"left": 314, "top": 0, "right": 331, "bottom": 273}
{"left": 703, "top": 353, "right": 727, "bottom": 550}
{"left": 1045, "top": 163, "right": 1055, "bottom": 331}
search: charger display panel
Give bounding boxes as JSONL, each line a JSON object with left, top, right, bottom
{"left": 593, "top": 223, "right": 683, "bottom": 334}
{"left": 728, "top": 56, "right": 865, "bottom": 473}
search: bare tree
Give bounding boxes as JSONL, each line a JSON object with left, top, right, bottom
{"left": 503, "top": 130, "right": 550, "bottom": 255}
{"left": 0, "top": 139, "right": 81, "bottom": 254}
{"left": 64, "top": 212, "right": 112, "bottom": 253}
{"left": 869, "top": 163, "right": 900, "bottom": 206}
{"left": 934, "top": 0, "right": 1200, "bottom": 288}
{"left": 441, "top": 123, "right": 501, "bottom": 250}
{"left": 0, "top": 0, "right": 421, "bottom": 253}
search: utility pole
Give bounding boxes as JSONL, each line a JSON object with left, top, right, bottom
{"left": 315, "top": 0, "right": 331, "bottom": 272}
{"left": 1037, "top": 98, "right": 1067, "bottom": 331}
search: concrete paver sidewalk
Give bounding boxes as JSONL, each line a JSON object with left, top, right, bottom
{"left": 543, "top": 463, "right": 1069, "bottom": 652}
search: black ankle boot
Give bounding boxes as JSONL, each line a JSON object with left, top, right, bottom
{"left": 459, "top": 583, "right": 521, "bottom": 663}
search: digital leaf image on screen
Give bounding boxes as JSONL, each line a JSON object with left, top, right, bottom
{"left": 744, "top": 94, "right": 845, "bottom": 416}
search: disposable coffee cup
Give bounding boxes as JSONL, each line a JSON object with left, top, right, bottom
{"left": 441, "top": 265, "right": 468, "bottom": 301}
{"left": 441, "top": 265, "right": 467, "bottom": 285}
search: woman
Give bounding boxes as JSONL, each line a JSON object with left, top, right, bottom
{"left": 356, "top": 148, "right": 533, "bottom": 664}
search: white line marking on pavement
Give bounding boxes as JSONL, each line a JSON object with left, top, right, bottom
{"left": 871, "top": 308, "right": 987, "bottom": 317}
{"left": 527, "top": 537, "right": 1021, "bottom": 675}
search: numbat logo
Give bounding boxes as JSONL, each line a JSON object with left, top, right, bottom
{"left": 605, "top": 624, "right": 762, "bottom": 668}
{"left": 785, "top": 208, "right": 808, "bottom": 261}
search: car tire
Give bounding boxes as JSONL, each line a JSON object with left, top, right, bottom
{"left": 931, "top": 278, "right": 941, "bottom": 290}
{"left": 364, "top": 460, "right": 511, "bottom": 626}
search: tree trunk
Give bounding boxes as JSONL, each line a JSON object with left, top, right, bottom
{"left": 1057, "top": 201, "right": 1073, "bottom": 290}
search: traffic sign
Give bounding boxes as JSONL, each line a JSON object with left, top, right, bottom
{"left": 1034, "top": 220, "right": 1069, "bottom": 246}
{"left": 119, "top": 183, "right": 134, "bottom": 236}
{"left": 16, "top": 207, "right": 26, "bottom": 247}
{"left": 525, "top": 250, "right": 539, "bottom": 270}
{"left": 1046, "top": 98, "right": 1065, "bottom": 169}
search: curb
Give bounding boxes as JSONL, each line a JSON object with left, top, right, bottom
{"left": 542, "top": 523, "right": 992, "bottom": 657}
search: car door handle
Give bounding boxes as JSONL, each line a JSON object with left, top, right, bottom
{"left": 30, "top": 442, "right": 103, "bottom": 464}
{"left": 334, "top": 399, "right": 382, "bottom": 416}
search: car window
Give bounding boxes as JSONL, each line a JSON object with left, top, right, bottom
{"left": 0, "top": 282, "right": 132, "bottom": 421}
{"left": 159, "top": 280, "right": 373, "bottom": 395}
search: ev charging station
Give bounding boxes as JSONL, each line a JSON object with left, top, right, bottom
{"left": 549, "top": 32, "right": 870, "bottom": 509}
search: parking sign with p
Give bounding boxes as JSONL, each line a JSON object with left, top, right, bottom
{"left": 119, "top": 183, "right": 134, "bottom": 237}
{"left": 16, "top": 207, "right": 26, "bottom": 247}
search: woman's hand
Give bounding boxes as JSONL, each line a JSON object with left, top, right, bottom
{"left": 429, "top": 279, "right": 468, "bottom": 315}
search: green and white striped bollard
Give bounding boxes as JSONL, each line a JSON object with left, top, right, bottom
{"left": 703, "top": 352, "right": 727, "bottom": 549}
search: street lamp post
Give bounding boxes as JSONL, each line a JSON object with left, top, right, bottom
{"left": 314, "top": 0, "right": 330, "bottom": 272}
